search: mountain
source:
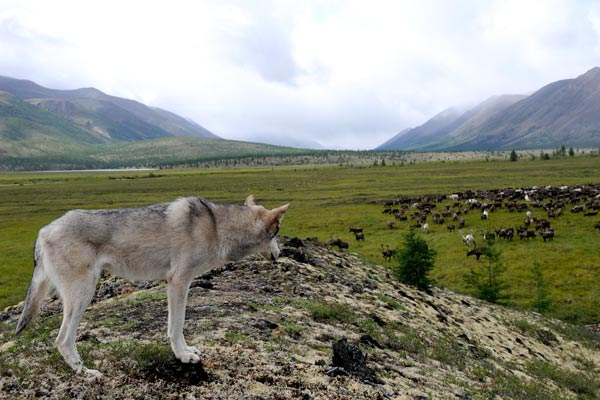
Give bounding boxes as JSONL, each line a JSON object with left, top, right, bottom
{"left": 377, "top": 107, "right": 469, "bottom": 151}
{"left": 378, "top": 67, "right": 600, "bottom": 151}
{"left": 0, "top": 76, "right": 218, "bottom": 154}
{"left": 376, "top": 127, "right": 412, "bottom": 150}
{"left": 1, "top": 238, "right": 598, "bottom": 398}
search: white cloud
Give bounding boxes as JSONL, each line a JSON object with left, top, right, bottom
{"left": 0, "top": 0, "right": 599, "bottom": 149}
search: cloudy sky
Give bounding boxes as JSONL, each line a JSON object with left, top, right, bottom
{"left": 1, "top": 0, "right": 600, "bottom": 149}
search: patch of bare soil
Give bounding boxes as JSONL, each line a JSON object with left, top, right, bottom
{"left": 1, "top": 237, "right": 599, "bottom": 399}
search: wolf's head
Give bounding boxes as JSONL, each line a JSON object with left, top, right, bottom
{"left": 243, "top": 195, "right": 289, "bottom": 261}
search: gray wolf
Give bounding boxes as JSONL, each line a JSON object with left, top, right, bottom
{"left": 15, "top": 195, "right": 288, "bottom": 377}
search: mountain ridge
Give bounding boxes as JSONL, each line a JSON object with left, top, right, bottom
{"left": 378, "top": 67, "right": 600, "bottom": 151}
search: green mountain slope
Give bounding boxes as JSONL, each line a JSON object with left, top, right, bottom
{"left": 0, "top": 91, "right": 106, "bottom": 157}
{"left": 0, "top": 75, "right": 218, "bottom": 145}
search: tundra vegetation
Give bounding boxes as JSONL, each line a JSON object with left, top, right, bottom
{"left": 0, "top": 154, "right": 599, "bottom": 326}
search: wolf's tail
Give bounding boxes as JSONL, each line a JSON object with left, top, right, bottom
{"left": 15, "top": 237, "right": 51, "bottom": 335}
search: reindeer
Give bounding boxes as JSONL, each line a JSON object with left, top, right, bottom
{"left": 540, "top": 229, "right": 555, "bottom": 241}
{"left": 459, "top": 230, "right": 476, "bottom": 247}
{"left": 481, "top": 210, "right": 489, "bottom": 220}
{"left": 466, "top": 247, "right": 485, "bottom": 261}
{"left": 422, "top": 223, "right": 429, "bottom": 234}
{"left": 328, "top": 237, "right": 349, "bottom": 249}
{"left": 380, "top": 245, "right": 398, "bottom": 262}
{"left": 519, "top": 230, "right": 536, "bottom": 240}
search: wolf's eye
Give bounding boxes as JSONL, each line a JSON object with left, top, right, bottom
{"left": 269, "top": 225, "right": 280, "bottom": 238}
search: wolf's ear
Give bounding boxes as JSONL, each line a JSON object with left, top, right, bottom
{"left": 268, "top": 204, "right": 289, "bottom": 226}
{"left": 245, "top": 195, "right": 257, "bottom": 206}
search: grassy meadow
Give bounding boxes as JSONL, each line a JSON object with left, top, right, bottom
{"left": 1, "top": 155, "right": 599, "bottom": 324}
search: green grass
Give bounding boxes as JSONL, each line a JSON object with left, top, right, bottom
{"left": 527, "top": 359, "right": 599, "bottom": 399}
{"left": 128, "top": 291, "right": 167, "bottom": 306}
{"left": 1, "top": 155, "right": 599, "bottom": 324}
{"left": 296, "top": 300, "right": 356, "bottom": 324}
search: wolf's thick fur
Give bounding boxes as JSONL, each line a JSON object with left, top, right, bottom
{"left": 15, "top": 195, "right": 288, "bottom": 377}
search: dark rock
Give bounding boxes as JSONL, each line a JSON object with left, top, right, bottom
{"left": 515, "top": 337, "right": 525, "bottom": 345}
{"left": 280, "top": 247, "right": 311, "bottom": 264}
{"left": 397, "top": 289, "right": 416, "bottom": 301}
{"left": 139, "top": 357, "right": 210, "bottom": 386}
{"left": 436, "top": 313, "right": 448, "bottom": 324}
{"left": 77, "top": 331, "right": 100, "bottom": 343}
{"left": 284, "top": 237, "right": 305, "bottom": 248}
{"left": 535, "top": 329, "right": 558, "bottom": 346}
{"left": 360, "top": 334, "right": 383, "bottom": 349}
{"left": 190, "top": 279, "right": 214, "bottom": 290}
{"left": 331, "top": 337, "right": 380, "bottom": 384}
{"left": 350, "top": 284, "right": 364, "bottom": 294}
{"left": 253, "top": 319, "right": 279, "bottom": 331}
{"left": 368, "top": 313, "right": 387, "bottom": 327}
{"left": 457, "top": 333, "right": 471, "bottom": 343}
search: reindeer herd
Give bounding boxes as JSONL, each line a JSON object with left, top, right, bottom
{"left": 329, "top": 184, "right": 600, "bottom": 262}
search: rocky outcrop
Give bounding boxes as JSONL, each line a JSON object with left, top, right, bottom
{"left": 1, "top": 237, "right": 598, "bottom": 399}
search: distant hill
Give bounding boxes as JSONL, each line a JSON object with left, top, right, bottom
{"left": 244, "top": 134, "right": 325, "bottom": 150}
{"left": 0, "top": 76, "right": 218, "bottom": 157}
{"left": 377, "top": 67, "right": 600, "bottom": 150}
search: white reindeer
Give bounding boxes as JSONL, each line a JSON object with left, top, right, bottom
{"left": 459, "top": 230, "right": 476, "bottom": 247}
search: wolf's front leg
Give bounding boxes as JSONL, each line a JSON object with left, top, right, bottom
{"left": 166, "top": 278, "right": 200, "bottom": 363}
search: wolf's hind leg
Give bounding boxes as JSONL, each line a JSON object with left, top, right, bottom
{"left": 167, "top": 276, "right": 200, "bottom": 363}
{"left": 55, "top": 269, "right": 101, "bottom": 376}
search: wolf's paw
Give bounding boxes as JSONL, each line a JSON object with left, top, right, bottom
{"left": 186, "top": 345, "right": 201, "bottom": 356}
{"left": 82, "top": 367, "right": 103, "bottom": 379}
{"left": 178, "top": 350, "right": 201, "bottom": 364}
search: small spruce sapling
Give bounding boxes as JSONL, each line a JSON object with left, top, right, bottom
{"left": 463, "top": 230, "right": 508, "bottom": 304}
{"left": 393, "top": 229, "right": 436, "bottom": 290}
{"left": 531, "top": 263, "right": 551, "bottom": 313}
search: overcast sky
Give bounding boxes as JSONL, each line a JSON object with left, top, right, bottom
{"left": 1, "top": 0, "right": 600, "bottom": 149}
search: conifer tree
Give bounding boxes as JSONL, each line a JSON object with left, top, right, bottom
{"left": 393, "top": 229, "right": 436, "bottom": 290}
{"left": 464, "top": 232, "right": 507, "bottom": 303}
